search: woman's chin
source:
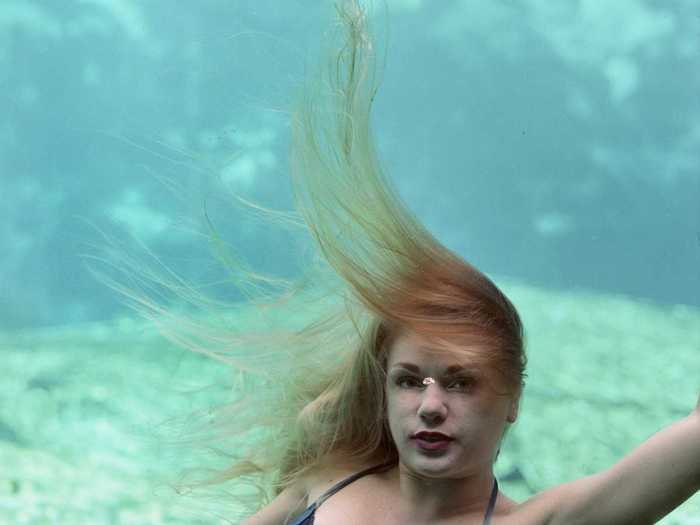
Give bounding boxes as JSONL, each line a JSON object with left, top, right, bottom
{"left": 403, "top": 449, "right": 457, "bottom": 473}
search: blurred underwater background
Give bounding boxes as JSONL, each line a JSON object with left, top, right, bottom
{"left": 1, "top": 0, "right": 698, "bottom": 523}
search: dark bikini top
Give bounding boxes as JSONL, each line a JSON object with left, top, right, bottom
{"left": 288, "top": 461, "right": 498, "bottom": 525}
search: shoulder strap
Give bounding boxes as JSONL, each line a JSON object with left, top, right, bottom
{"left": 309, "top": 463, "right": 497, "bottom": 525}
{"left": 482, "top": 478, "right": 499, "bottom": 525}
{"left": 315, "top": 460, "right": 396, "bottom": 507}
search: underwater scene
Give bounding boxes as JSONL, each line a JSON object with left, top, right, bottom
{"left": 2, "top": 1, "right": 698, "bottom": 524}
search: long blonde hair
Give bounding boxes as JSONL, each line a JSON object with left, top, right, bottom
{"left": 96, "top": 1, "right": 526, "bottom": 521}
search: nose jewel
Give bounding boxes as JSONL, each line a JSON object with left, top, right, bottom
{"left": 422, "top": 377, "right": 435, "bottom": 385}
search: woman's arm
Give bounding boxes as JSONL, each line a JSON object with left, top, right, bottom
{"left": 551, "top": 395, "right": 700, "bottom": 525}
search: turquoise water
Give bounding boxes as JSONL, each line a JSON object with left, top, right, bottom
{"left": 2, "top": 283, "right": 698, "bottom": 523}
{"left": 3, "top": 1, "right": 699, "bottom": 523}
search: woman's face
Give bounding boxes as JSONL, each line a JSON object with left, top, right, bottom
{"left": 384, "top": 329, "right": 518, "bottom": 478}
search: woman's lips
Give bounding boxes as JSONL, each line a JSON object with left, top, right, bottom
{"left": 412, "top": 431, "right": 452, "bottom": 440}
{"left": 413, "top": 438, "right": 452, "bottom": 451}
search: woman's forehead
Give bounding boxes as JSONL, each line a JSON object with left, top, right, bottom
{"left": 387, "top": 331, "right": 479, "bottom": 368}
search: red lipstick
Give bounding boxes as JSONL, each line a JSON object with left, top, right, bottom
{"left": 412, "top": 431, "right": 453, "bottom": 451}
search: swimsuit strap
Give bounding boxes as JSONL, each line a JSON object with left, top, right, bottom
{"left": 482, "top": 478, "right": 499, "bottom": 525}
{"left": 290, "top": 461, "right": 396, "bottom": 525}
{"left": 305, "top": 462, "right": 497, "bottom": 525}
{"left": 315, "top": 460, "right": 397, "bottom": 507}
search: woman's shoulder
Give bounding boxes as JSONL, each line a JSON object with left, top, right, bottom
{"left": 302, "top": 458, "right": 568, "bottom": 525}
{"left": 302, "top": 454, "right": 387, "bottom": 502}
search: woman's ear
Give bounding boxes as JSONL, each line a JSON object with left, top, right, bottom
{"left": 506, "top": 396, "right": 519, "bottom": 423}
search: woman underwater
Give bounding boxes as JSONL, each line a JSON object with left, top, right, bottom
{"left": 112, "top": 1, "right": 699, "bottom": 524}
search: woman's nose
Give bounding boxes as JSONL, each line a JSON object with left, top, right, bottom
{"left": 417, "top": 384, "right": 448, "bottom": 420}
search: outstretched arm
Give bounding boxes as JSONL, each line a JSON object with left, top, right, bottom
{"left": 551, "top": 394, "right": 700, "bottom": 525}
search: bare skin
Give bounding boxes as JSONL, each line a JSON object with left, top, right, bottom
{"left": 307, "top": 329, "right": 536, "bottom": 524}
{"left": 243, "top": 330, "right": 700, "bottom": 524}
{"left": 307, "top": 459, "right": 524, "bottom": 524}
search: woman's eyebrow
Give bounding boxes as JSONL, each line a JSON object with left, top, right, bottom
{"left": 390, "top": 362, "right": 472, "bottom": 374}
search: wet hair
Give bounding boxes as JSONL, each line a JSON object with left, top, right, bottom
{"left": 94, "top": 1, "right": 526, "bottom": 521}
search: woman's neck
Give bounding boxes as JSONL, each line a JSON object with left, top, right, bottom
{"left": 393, "top": 464, "right": 497, "bottom": 523}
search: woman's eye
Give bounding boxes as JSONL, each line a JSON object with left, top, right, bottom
{"left": 397, "top": 376, "right": 420, "bottom": 388}
{"left": 396, "top": 377, "right": 473, "bottom": 390}
{"left": 448, "top": 378, "right": 473, "bottom": 390}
